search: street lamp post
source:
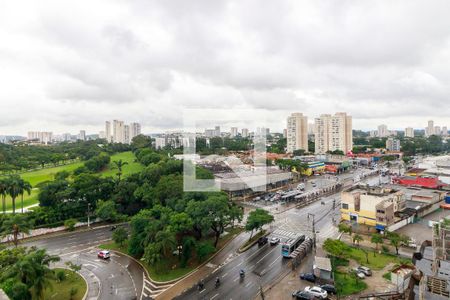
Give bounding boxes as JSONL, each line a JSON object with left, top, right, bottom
{"left": 307, "top": 213, "right": 316, "bottom": 249}
{"left": 87, "top": 202, "right": 91, "bottom": 228}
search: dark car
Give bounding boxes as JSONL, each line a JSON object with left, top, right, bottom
{"left": 292, "top": 291, "right": 315, "bottom": 300}
{"left": 258, "top": 237, "right": 268, "bottom": 246}
{"left": 299, "top": 273, "right": 316, "bottom": 282}
{"left": 320, "top": 284, "right": 336, "bottom": 294}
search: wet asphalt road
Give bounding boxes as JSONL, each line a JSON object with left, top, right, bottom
{"left": 22, "top": 225, "right": 143, "bottom": 300}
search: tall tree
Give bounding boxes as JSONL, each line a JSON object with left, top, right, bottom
{"left": 113, "top": 159, "right": 128, "bottom": 182}
{"left": 7, "top": 175, "right": 22, "bottom": 215}
{"left": 0, "top": 178, "right": 8, "bottom": 214}
{"left": 19, "top": 180, "right": 32, "bottom": 214}
{"left": 0, "top": 214, "right": 33, "bottom": 247}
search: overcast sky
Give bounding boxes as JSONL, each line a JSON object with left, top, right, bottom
{"left": 1, "top": 0, "right": 450, "bottom": 135}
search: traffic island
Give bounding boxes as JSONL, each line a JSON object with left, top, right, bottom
{"left": 238, "top": 230, "right": 267, "bottom": 253}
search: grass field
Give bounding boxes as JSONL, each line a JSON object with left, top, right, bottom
{"left": 347, "top": 247, "right": 410, "bottom": 270}
{"left": 335, "top": 271, "right": 368, "bottom": 296}
{"left": 100, "top": 151, "right": 143, "bottom": 178}
{"left": 42, "top": 268, "right": 86, "bottom": 300}
{"left": 1, "top": 161, "right": 83, "bottom": 211}
{"left": 2, "top": 151, "right": 142, "bottom": 211}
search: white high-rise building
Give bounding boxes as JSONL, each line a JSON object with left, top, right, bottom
{"left": 405, "top": 127, "right": 414, "bottom": 138}
{"left": 287, "top": 113, "right": 308, "bottom": 153}
{"left": 230, "top": 127, "right": 238, "bottom": 137}
{"left": 442, "top": 126, "right": 448, "bottom": 137}
{"left": 426, "top": 120, "right": 435, "bottom": 137}
{"left": 113, "top": 120, "right": 125, "bottom": 143}
{"left": 386, "top": 137, "right": 401, "bottom": 151}
{"left": 241, "top": 128, "right": 249, "bottom": 138}
{"left": 435, "top": 126, "right": 441, "bottom": 136}
{"left": 78, "top": 130, "right": 86, "bottom": 141}
{"left": 124, "top": 125, "right": 130, "bottom": 144}
{"left": 27, "top": 132, "right": 53, "bottom": 144}
{"left": 105, "top": 121, "right": 112, "bottom": 143}
{"left": 377, "top": 124, "right": 389, "bottom": 138}
{"left": 314, "top": 112, "right": 352, "bottom": 154}
{"left": 130, "top": 122, "right": 141, "bottom": 141}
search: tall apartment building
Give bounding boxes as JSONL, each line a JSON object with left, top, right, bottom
{"left": 286, "top": 113, "right": 308, "bottom": 153}
{"left": 377, "top": 124, "right": 389, "bottom": 138}
{"left": 435, "top": 126, "right": 441, "bottom": 136}
{"left": 113, "top": 120, "right": 125, "bottom": 143}
{"left": 124, "top": 125, "right": 130, "bottom": 144}
{"left": 241, "top": 128, "right": 249, "bottom": 138}
{"left": 386, "top": 137, "right": 401, "bottom": 151}
{"left": 27, "top": 131, "right": 53, "bottom": 144}
{"left": 426, "top": 120, "right": 435, "bottom": 137}
{"left": 230, "top": 127, "right": 238, "bottom": 138}
{"left": 105, "top": 121, "right": 111, "bottom": 142}
{"left": 78, "top": 130, "right": 86, "bottom": 141}
{"left": 314, "top": 112, "right": 352, "bottom": 154}
{"left": 405, "top": 127, "right": 414, "bottom": 138}
{"left": 130, "top": 122, "right": 141, "bottom": 139}
{"left": 443, "top": 126, "right": 448, "bottom": 137}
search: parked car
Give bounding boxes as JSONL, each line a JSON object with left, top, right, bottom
{"left": 292, "top": 290, "right": 315, "bottom": 299}
{"left": 299, "top": 273, "right": 316, "bottom": 282}
{"left": 97, "top": 250, "right": 110, "bottom": 259}
{"left": 304, "top": 286, "right": 327, "bottom": 299}
{"left": 357, "top": 266, "right": 372, "bottom": 276}
{"left": 269, "top": 237, "right": 280, "bottom": 245}
{"left": 352, "top": 268, "right": 366, "bottom": 279}
{"left": 258, "top": 237, "right": 268, "bottom": 246}
{"left": 320, "top": 284, "right": 336, "bottom": 294}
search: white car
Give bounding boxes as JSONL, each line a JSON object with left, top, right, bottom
{"left": 304, "top": 286, "right": 327, "bottom": 299}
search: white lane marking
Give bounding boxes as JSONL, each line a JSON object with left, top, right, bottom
{"left": 245, "top": 282, "right": 252, "bottom": 288}
{"left": 200, "top": 289, "right": 206, "bottom": 294}
{"left": 210, "top": 293, "right": 219, "bottom": 300}
{"left": 255, "top": 245, "right": 279, "bottom": 265}
{"left": 268, "top": 256, "right": 281, "bottom": 267}
{"left": 222, "top": 272, "right": 228, "bottom": 278}
{"left": 233, "top": 276, "right": 239, "bottom": 282}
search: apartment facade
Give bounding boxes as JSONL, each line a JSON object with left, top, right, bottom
{"left": 314, "top": 112, "right": 352, "bottom": 154}
{"left": 378, "top": 124, "right": 389, "bottom": 138}
{"left": 105, "top": 121, "right": 112, "bottom": 143}
{"left": 405, "top": 127, "right": 414, "bottom": 138}
{"left": 386, "top": 137, "right": 401, "bottom": 151}
{"left": 286, "top": 113, "right": 308, "bottom": 153}
{"left": 27, "top": 131, "right": 53, "bottom": 144}
{"left": 242, "top": 128, "right": 249, "bottom": 138}
{"left": 340, "top": 185, "right": 406, "bottom": 228}
{"left": 230, "top": 127, "right": 238, "bottom": 137}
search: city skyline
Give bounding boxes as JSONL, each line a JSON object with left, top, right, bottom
{"left": 1, "top": 1, "right": 450, "bottom": 135}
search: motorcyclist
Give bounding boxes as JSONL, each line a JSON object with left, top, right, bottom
{"left": 215, "top": 277, "right": 220, "bottom": 286}
{"left": 239, "top": 269, "right": 245, "bottom": 277}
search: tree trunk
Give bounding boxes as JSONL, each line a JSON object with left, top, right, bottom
{"left": 21, "top": 194, "right": 24, "bottom": 213}
{"left": 12, "top": 197, "right": 16, "bottom": 215}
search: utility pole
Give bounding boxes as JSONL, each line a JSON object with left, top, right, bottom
{"left": 308, "top": 213, "right": 316, "bottom": 249}
{"left": 87, "top": 203, "right": 91, "bottom": 228}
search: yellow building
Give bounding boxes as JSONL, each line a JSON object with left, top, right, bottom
{"left": 340, "top": 185, "right": 405, "bottom": 229}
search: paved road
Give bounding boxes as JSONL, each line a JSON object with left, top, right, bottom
{"left": 22, "top": 225, "right": 143, "bottom": 300}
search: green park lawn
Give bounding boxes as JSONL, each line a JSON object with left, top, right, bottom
{"left": 347, "top": 247, "right": 410, "bottom": 270}
{"left": 42, "top": 268, "right": 86, "bottom": 300}
{"left": 2, "top": 151, "right": 142, "bottom": 211}
{"left": 100, "top": 151, "right": 143, "bottom": 178}
{"left": 2, "top": 161, "right": 83, "bottom": 211}
{"left": 334, "top": 271, "right": 368, "bottom": 296}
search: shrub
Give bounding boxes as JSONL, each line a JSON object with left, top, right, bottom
{"left": 56, "top": 269, "right": 66, "bottom": 282}
{"left": 64, "top": 219, "right": 77, "bottom": 231}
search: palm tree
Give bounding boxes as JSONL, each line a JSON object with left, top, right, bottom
{"left": 29, "top": 249, "right": 60, "bottom": 300}
{"left": 113, "top": 159, "right": 128, "bottom": 182}
{"left": 353, "top": 234, "right": 363, "bottom": 246}
{"left": 0, "top": 214, "right": 33, "bottom": 247}
{"left": 0, "top": 178, "right": 8, "bottom": 214}
{"left": 155, "top": 230, "right": 176, "bottom": 257}
{"left": 20, "top": 180, "right": 32, "bottom": 213}
{"left": 7, "top": 175, "right": 22, "bottom": 215}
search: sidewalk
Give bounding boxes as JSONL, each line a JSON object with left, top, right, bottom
{"left": 157, "top": 231, "right": 251, "bottom": 300}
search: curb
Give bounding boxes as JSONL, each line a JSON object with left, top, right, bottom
{"left": 156, "top": 229, "right": 246, "bottom": 298}
{"left": 237, "top": 230, "right": 268, "bottom": 253}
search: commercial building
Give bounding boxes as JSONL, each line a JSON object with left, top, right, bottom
{"left": 287, "top": 113, "right": 308, "bottom": 153}
{"left": 405, "top": 127, "right": 414, "bottom": 138}
{"left": 340, "top": 185, "right": 406, "bottom": 229}
{"left": 386, "top": 137, "right": 401, "bottom": 151}
{"left": 378, "top": 124, "right": 389, "bottom": 138}
{"left": 314, "top": 112, "right": 352, "bottom": 154}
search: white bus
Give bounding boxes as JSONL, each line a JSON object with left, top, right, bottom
{"left": 281, "top": 234, "right": 305, "bottom": 258}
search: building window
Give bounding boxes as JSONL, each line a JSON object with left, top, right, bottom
{"left": 342, "top": 203, "right": 349, "bottom": 209}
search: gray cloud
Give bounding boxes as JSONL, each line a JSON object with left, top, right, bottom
{"left": 0, "top": 0, "right": 450, "bottom": 135}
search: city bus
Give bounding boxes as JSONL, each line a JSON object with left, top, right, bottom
{"left": 281, "top": 234, "right": 305, "bottom": 258}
